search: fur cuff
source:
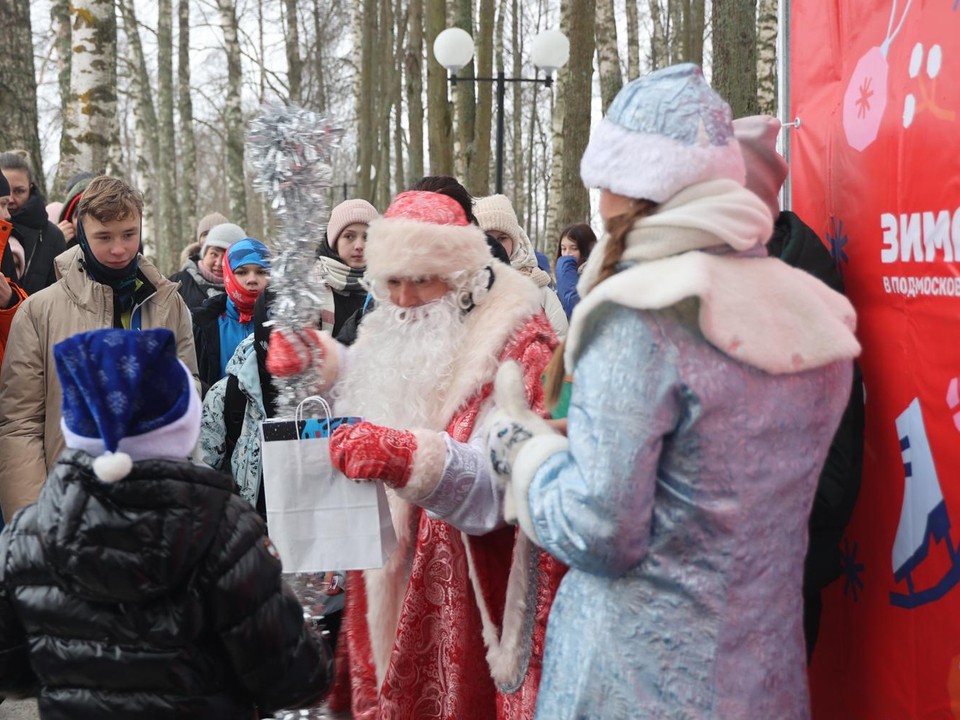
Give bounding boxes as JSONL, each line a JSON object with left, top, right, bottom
{"left": 364, "top": 217, "right": 492, "bottom": 281}
{"left": 511, "top": 434, "right": 569, "bottom": 546}
{"left": 317, "top": 332, "right": 342, "bottom": 390}
{"left": 396, "top": 429, "right": 448, "bottom": 503}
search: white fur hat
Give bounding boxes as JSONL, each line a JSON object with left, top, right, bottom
{"left": 580, "top": 63, "right": 746, "bottom": 203}
{"left": 364, "top": 190, "right": 491, "bottom": 282}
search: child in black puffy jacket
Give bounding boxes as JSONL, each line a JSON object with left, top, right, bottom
{"left": 0, "top": 327, "right": 330, "bottom": 719}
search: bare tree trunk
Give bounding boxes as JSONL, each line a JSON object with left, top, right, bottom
{"left": 393, "top": 0, "right": 408, "bottom": 195}
{"left": 310, "top": 0, "right": 331, "bottom": 112}
{"left": 0, "top": 0, "right": 45, "bottom": 198}
{"left": 689, "top": 0, "right": 705, "bottom": 65}
{"left": 178, "top": 0, "right": 198, "bottom": 248}
{"left": 50, "top": 0, "right": 72, "bottom": 197}
{"left": 648, "top": 0, "right": 668, "bottom": 71}
{"left": 622, "top": 0, "right": 640, "bottom": 80}
{"left": 453, "top": 0, "right": 476, "bottom": 183}
{"left": 157, "top": 0, "right": 178, "bottom": 272}
{"left": 118, "top": 0, "right": 159, "bottom": 260}
{"left": 216, "top": 0, "right": 248, "bottom": 226}
{"left": 356, "top": 0, "right": 377, "bottom": 199}
{"left": 405, "top": 0, "right": 425, "bottom": 184}
{"left": 509, "top": 0, "right": 524, "bottom": 220}
{"left": 756, "top": 0, "right": 778, "bottom": 115}
{"left": 467, "top": 0, "right": 494, "bottom": 194}
{"left": 284, "top": 0, "right": 303, "bottom": 104}
{"left": 375, "top": 0, "right": 394, "bottom": 205}
{"left": 712, "top": 0, "right": 759, "bottom": 117}
{"left": 425, "top": 0, "right": 454, "bottom": 175}
{"left": 58, "top": 0, "right": 119, "bottom": 188}
{"left": 556, "top": 0, "right": 594, "bottom": 230}
{"left": 595, "top": 0, "right": 623, "bottom": 112}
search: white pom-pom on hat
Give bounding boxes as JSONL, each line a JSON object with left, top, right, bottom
{"left": 92, "top": 451, "right": 134, "bottom": 483}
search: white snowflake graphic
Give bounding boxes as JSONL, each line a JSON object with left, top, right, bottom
{"left": 107, "top": 391, "right": 128, "bottom": 417}
{"left": 119, "top": 354, "right": 140, "bottom": 380}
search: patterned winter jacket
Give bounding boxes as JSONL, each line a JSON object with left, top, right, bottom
{"left": 0, "top": 449, "right": 330, "bottom": 718}
{"left": 197, "top": 334, "right": 265, "bottom": 505}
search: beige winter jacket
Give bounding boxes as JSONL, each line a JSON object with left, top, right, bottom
{"left": 0, "top": 247, "right": 199, "bottom": 522}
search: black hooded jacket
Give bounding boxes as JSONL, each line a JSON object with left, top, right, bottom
{"left": 10, "top": 188, "right": 66, "bottom": 295}
{"left": 770, "top": 212, "right": 864, "bottom": 593}
{"left": 0, "top": 449, "right": 329, "bottom": 719}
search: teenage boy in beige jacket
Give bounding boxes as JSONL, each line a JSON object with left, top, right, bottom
{"left": 0, "top": 176, "right": 199, "bottom": 522}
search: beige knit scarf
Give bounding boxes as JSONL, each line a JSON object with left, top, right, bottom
{"left": 568, "top": 179, "right": 860, "bottom": 374}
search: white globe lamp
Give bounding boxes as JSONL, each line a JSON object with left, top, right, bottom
{"left": 433, "top": 28, "right": 476, "bottom": 74}
{"left": 531, "top": 29, "right": 570, "bottom": 78}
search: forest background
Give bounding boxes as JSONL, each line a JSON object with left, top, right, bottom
{"left": 2, "top": 0, "right": 778, "bottom": 274}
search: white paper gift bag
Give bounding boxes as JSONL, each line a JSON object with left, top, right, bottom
{"left": 260, "top": 397, "right": 397, "bottom": 572}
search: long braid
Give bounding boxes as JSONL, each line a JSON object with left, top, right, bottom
{"left": 544, "top": 200, "right": 658, "bottom": 411}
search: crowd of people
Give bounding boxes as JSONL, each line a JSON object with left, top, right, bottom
{"left": 0, "top": 62, "right": 862, "bottom": 719}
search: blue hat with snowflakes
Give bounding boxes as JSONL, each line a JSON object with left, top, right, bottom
{"left": 580, "top": 63, "right": 746, "bottom": 203}
{"left": 54, "top": 328, "right": 201, "bottom": 482}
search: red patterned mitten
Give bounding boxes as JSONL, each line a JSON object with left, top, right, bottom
{"left": 329, "top": 421, "right": 418, "bottom": 489}
{"left": 266, "top": 327, "right": 326, "bottom": 377}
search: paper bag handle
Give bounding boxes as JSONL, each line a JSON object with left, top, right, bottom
{"left": 295, "top": 395, "right": 333, "bottom": 425}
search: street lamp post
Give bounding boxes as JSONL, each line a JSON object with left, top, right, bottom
{"left": 433, "top": 28, "right": 570, "bottom": 194}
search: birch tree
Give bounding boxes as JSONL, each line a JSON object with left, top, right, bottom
{"left": 426, "top": 0, "right": 454, "bottom": 175}
{"left": 0, "top": 0, "right": 45, "bottom": 198}
{"left": 595, "top": 0, "right": 623, "bottom": 112}
{"left": 216, "top": 0, "right": 248, "bottom": 227}
{"left": 756, "top": 0, "right": 778, "bottom": 115}
{"left": 178, "top": 0, "right": 198, "bottom": 246}
{"left": 712, "top": 0, "right": 759, "bottom": 117}
{"left": 50, "top": 0, "right": 72, "bottom": 196}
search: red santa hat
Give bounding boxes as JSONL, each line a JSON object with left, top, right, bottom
{"left": 364, "top": 190, "right": 491, "bottom": 283}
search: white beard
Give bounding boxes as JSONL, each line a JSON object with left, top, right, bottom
{"left": 332, "top": 294, "right": 468, "bottom": 430}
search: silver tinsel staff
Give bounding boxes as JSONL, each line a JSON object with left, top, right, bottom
{"left": 247, "top": 105, "right": 344, "bottom": 415}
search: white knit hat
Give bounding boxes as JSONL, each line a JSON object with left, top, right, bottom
{"left": 474, "top": 194, "right": 541, "bottom": 273}
{"left": 580, "top": 63, "right": 746, "bottom": 203}
{"left": 474, "top": 194, "right": 522, "bottom": 247}
{"left": 200, "top": 222, "right": 247, "bottom": 258}
{"left": 732, "top": 115, "right": 788, "bottom": 219}
{"left": 364, "top": 190, "right": 491, "bottom": 282}
{"left": 326, "top": 199, "right": 380, "bottom": 254}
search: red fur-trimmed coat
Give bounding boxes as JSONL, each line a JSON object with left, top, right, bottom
{"left": 328, "top": 265, "right": 566, "bottom": 720}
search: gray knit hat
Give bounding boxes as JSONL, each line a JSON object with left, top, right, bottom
{"left": 200, "top": 222, "right": 247, "bottom": 258}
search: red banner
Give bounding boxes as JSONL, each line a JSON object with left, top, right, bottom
{"left": 790, "top": 1, "right": 960, "bottom": 717}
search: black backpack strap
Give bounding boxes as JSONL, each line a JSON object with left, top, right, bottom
{"left": 221, "top": 373, "right": 247, "bottom": 472}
